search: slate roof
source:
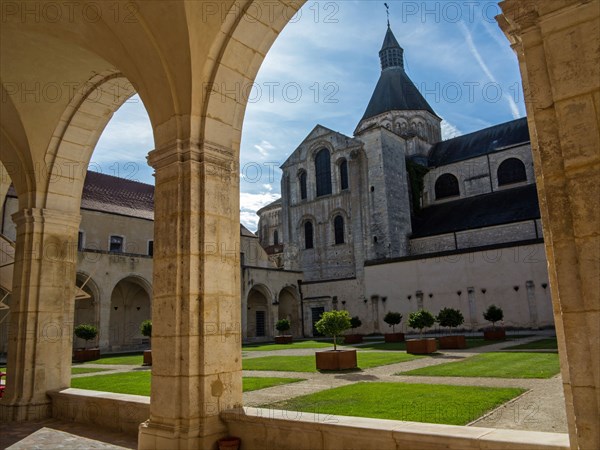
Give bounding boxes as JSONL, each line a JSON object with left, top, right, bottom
{"left": 411, "top": 184, "right": 540, "bottom": 238}
{"left": 360, "top": 68, "right": 438, "bottom": 122}
{"left": 380, "top": 26, "right": 401, "bottom": 51}
{"left": 81, "top": 171, "right": 155, "bottom": 220}
{"left": 429, "top": 117, "right": 530, "bottom": 167}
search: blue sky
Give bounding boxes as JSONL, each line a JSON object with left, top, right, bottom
{"left": 92, "top": 1, "right": 525, "bottom": 231}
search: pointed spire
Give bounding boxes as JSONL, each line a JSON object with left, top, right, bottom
{"left": 379, "top": 24, "right": 404, "bottom": 70}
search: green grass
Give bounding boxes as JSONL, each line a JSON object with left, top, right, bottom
{"left": 243, "top": 352, "right": 423, "bottom": 373}
{"left": 400, "top": 352, "right": 560, "bottom": 379}
{"left": 86, "top": 354, "right": 143, "bottom": 365}
{"left": 266, "top": 382, "right": 525, "bottom": 425}
{"left": 243, "top": 340, "right": 338, "bottom": 351}
{"left": 243, "top": 377, "right": 305, "bottom": 392}
{"left": 71, "top": 367, "right": 111, "bottom": 375}
{"left": 71, "top": 371, "right": 151, "bottom": 395}
{"left": 504, "top": 338, "right": 558, "bottom": 350}
{"left": 70, "top": 371, "right": 302, "bottom": 396}
{"left": 353, "top": 338, "right": 494, "bottom": 351}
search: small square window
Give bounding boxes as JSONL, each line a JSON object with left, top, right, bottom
{"left": 110, "top": 236, "right": 124, "bottom": 253}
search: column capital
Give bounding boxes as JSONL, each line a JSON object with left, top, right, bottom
{"left": 11, "top": 208, "right": 81, "bottom": 230}
{"left": 148, "top": 139, "right": 237, "bottom": 172}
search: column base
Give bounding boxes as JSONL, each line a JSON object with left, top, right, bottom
{"left": 138, "top": 417, "right": 228, "bottom": 450}
{"left": 0, "top": 401, "right": 52, "bottom": 422}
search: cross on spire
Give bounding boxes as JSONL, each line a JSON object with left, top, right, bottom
{"left": 384, "top": 3, "right": 390, "bottom": 27}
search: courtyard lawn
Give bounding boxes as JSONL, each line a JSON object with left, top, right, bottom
{"left": 71, "top": 367, "right": 111, "bottom": 375}
{"left": 266, "top": 382, "right": 525, "bottom": 426}
{"left": 504, "top": 338, "right": 558, "bottom": 350}
{"left": 400, "top": 352, "right": 560, "bottom": 379}
{"left": 243, "top": 340, "right": 337, "bottom": 352}
{"left": 71, "top": 372, "right": 303, "bottom": 396}
{"left": 354, "top": 338, "right": 495, "bottom": 351}
{"left": 86, "top": 354, "right": 144, "bottom": 365}
{"left": 243, "top": 352, "right": 423, "bottom": 373}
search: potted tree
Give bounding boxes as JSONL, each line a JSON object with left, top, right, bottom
{"left": 483, "top": 305, "right": 505, "bottom": 340}
{"left": 383, "top": 311, "right": 404, "bottom": 342}
{"left": 140, "top": 320, "right": 152, "bottom": 365}
{"left": 437, "top": 307, "right": 466, "bottom": 349}
{"left": 344, "top": 316, "right": 364, "bottom": 344}
{"left": 406, "top": 310, "right": 437, "bottom": 354}
{"left": 314, "top": 310, "right": 357, "bottom": 370}
{"left": 73, "top": 324, "right": 100, "bottom": 362}
{"left": 274, "top": 319, "right": 293, "bottom": 344}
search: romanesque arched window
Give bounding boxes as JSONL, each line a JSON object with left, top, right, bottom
{"left": 304, "top": 221, "right": 314, "bottom": 249}
{"left": 497, "top": 158, "right": 527, "bottom": 186}
{"left": 299, "top": 171, "right": 307, "bottom": 200}
{"left": 435, "top": 174, "right": 460, "bottom": 199}
{"left": 273, "top": 230, "right": 279, "bottom": 246}
{"left": 334, "top": 215, "right": 345, "bottom": 245}
{"left": 315, "top": 149, "right": 332, "bottom": 197}
{"left": 339, "top": 160, "right": 349, "bottom": 191}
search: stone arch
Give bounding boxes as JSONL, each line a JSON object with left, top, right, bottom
{"left": 42, "top": 71, "right": 137, "bottom": 213}
{"left": 73, "top": 272, "right": 101, "bottom": 350}
{"left": 278, "top": 286, "right": 301, "bottom": 337}
{"left": 247, "top": 284, "right": 273, "bottom": 340}
{"left": 109, "top": 274, "right": 152, "bottom": 351}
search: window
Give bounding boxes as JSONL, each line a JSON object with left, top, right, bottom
{"left": 299, "top": 171, "right": 307, "bottom": 200}
{"left": 304, "top": 221, "right": 314, "bottom": 249}
{"left": 148, "top": 240, "right": 154, "bottom": 257}
{"left": 109, "top": 235, "right": 124, "bottom": 253}
{"left": 339, "top": 160, "right": 349, "bottom": 191}
{"left": 77, "top": 231, "right": 84, "bottom": 251}
{"left": 497, "top": 158, "right": 527, "bottom": 186}
{"left": 315, "top": 149, "right": 332, "bottom": 197}
{"left": 435, "top": 174, "right": 460, "bottom": 199}
{"left": 334, "top": 215, "right": 345, "bottom": 245}
{"left": 273, "top": 230, "right": 279, "bottom": 246}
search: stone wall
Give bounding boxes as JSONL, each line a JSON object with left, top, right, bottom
{"left": 365, "top": 242, "right": 553, "bottom": 331}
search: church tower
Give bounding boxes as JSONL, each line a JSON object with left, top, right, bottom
{"left": 355, "top": 24, "right": 442, "bottom": 157}
{"left": 355, "top": 24, "right": 441, "bottom": 260}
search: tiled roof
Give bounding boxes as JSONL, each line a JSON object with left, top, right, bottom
{"left": 429, "top": 118, "right": 530, "bottom": 167}
{"left": 81, "top": 171, "right": 154, "bottom": 220}
{"left": 411, "top": 184, "right": 540, "bottom": 238}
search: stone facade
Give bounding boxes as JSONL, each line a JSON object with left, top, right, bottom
{"left": 258, "top": 26, "right": 552, "bottom": 337}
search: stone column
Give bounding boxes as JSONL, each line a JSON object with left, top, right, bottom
{"left": 525, "top": 281, "right": 538, "bottom": 329}
{"left": 138, "top": 139, "right": 242, "bottom": 449}
{"left": 0, "top": 208, "right": 80, "bottom": 421}
{"left": 499, "top": 2, "right": 599, "bottom": 448}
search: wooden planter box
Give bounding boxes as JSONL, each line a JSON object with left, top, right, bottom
{"left": 315, "top": 349, "right": 357, "bottom": 371}
{"left": 406, "top": 338, "right": 437, "bottom": 354}
{"left": 73, "top": 348, "right": 100, "bottom": 362}
{"left": 438, "top": 335, "right": 467, "bottom": 349}
{"left": 274, "top": 335, "right": 293, "bottom": 344}
{"left": 143, "top": 350, "right": 152, "bottom": 366}
{"left": 384, "top": 333, "right": 405, "bottom": 343}
{"left": 343, "top": 334, "right": 363, "bottom": 344}
{"left": 484, "top": 329, "right": 506, "bottom": 340}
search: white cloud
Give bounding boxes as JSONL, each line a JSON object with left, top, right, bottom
{"left": 441, "top": 121, "right": 462, "bottom": 140}
{"left": 239, "top": 191, "right": 281, "bottom": 231}
{"left": 254, "top": 140, "right": 275, "bottom": 157}
{"left": 458, "top": 21, "right": 521, "bottom": 120}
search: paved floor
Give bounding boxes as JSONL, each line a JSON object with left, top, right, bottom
{"left": 1, "top": 333, "right": 566, "bottom": 449}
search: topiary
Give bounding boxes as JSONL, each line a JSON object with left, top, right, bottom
{"left": 140, "top": 320, "right": 152, "bottom": 339}
{"left": 275, "top": 319, "right": 291, "bottom": 335}
{"left": 408, "top": 310, "right": 435, "bottom": 337}
{"left": 436, "top": 308, "right": 464, "bottom": 331}
{"left": 483, "top": 305, "right": 504, "bottom": 329}
{"left": 315, "top": 310, "right": 352, "bottom": 350}
{"left": 74, "top": 324, "right": 98, "bottom": 349}
{"left": 350, "top": 316, "right": 362, "bottom": 330}
{"left": 383, "top": 311, "right": 402, "bottom": 333}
